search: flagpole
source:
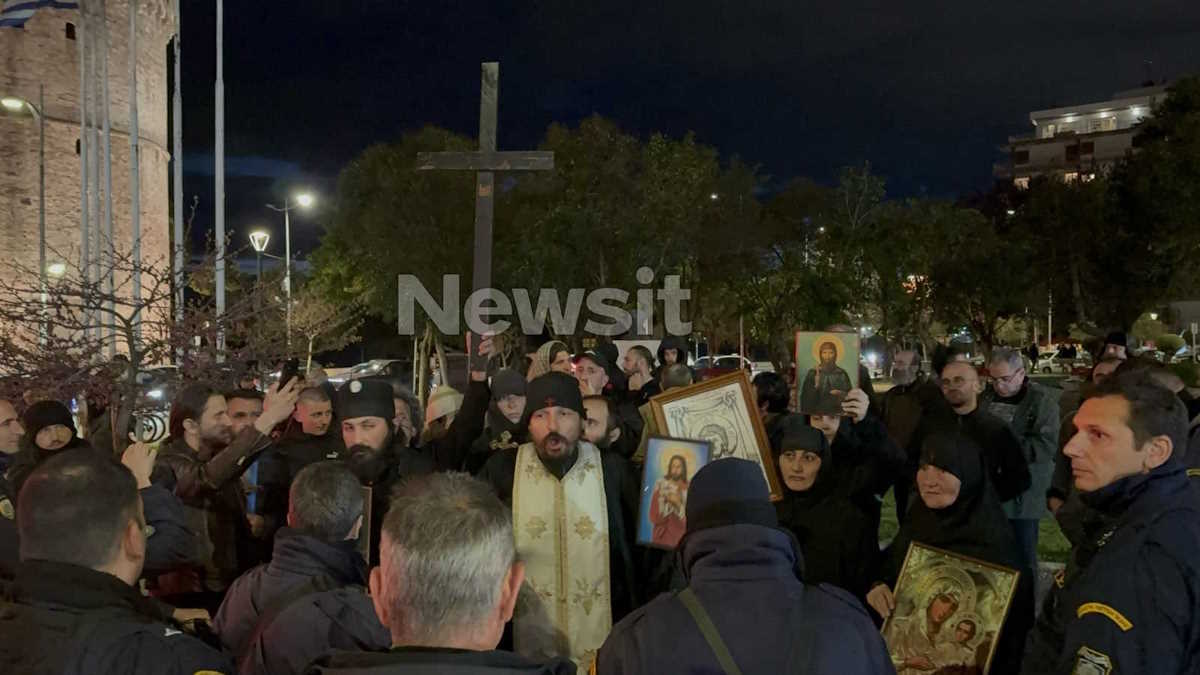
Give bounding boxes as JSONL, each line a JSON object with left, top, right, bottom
{"left": 172, "top": 0, "right": 184, "bottom": 352}
{"left": 129, "top": 0, "right": 141, "bottom": 343}
{"left": 214, "top": 0, "right": 225, "bottom": 361}
{"left": 99, "top": 0, "right": 115, "bottom": 359}
{"left": 78, "top": 4, "right": 89, "bottom": 323}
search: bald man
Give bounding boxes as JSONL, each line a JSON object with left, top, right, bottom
{"left": 933, "top": 361, "right": 1031, "bottom": 503}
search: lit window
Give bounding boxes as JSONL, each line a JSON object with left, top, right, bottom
{"left": 1081, "top": 173, "right": 1097, "bottom": 183}
{"left": 1013, "top": 177, "right": 1031, "bottom": 190}
{"left": 1063, "top": 172, "right": 1080, "bottom": 183}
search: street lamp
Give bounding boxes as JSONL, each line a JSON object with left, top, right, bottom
{"left": 5, "top": 88, "right": 47, "bottom": 345}
{"left": 266, "top": 192, "right": 315, "bottom": 347}
{"left": 710, "top": 192, "right": 719, "bottom": 201}
{"left": 249, "top": 230, "right": 270, "bottom": 319}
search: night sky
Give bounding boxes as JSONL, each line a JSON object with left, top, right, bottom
{"left": 176, "top": 0, "right": 1200, "bottom": 260}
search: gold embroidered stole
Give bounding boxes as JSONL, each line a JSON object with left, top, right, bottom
{"left": 512, "top": 441, "right": 612, "bottom": 674}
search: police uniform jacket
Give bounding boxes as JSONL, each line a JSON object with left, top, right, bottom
{"left": 1024, "top": 459, "right": 1200, "bottom": 674}
{"left": 0, "top": 559, "right": 232, "bottom": 675}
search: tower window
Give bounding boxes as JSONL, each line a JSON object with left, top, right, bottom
{"left": 65, "top": 23, "right": 76, "bottom": 40}
{"left": 75, "top": 139, "right": 81, "bottom": 155}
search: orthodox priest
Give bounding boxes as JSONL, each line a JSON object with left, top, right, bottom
{"left": 478, "top": 372, "right": 640, "bottom": 673}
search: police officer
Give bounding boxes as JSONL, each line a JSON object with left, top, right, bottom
{"left": 596, "top": 458, "right": 892, "bottom": 674}
{"left": 0, "top": 449, "right": 232, "bottom": 674}
{"left": 337, "top": 379, "right": 433, "bottom": 565}
{"left": 1024, "top": 370, "right": 1200, "bottom": 674}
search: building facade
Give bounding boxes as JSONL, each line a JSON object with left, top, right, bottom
{"left": 1, "top": 1, "right": 174, "bottom": 295}
{"left": 994, "top": 84, "right": 1169, "bottom": 187}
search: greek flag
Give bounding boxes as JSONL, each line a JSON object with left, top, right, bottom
{"left": 1, "top": 0, "right": 78, "bottom": 28}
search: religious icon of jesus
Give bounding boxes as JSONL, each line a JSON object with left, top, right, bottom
{"left": 638, "top": 437, "right": 712, "bottom": 549}
{"left": 650, "top": 455, "right": 689, "bottom": 547}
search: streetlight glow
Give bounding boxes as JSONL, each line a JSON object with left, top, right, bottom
{"left": 1, "top": 97, "right": 24, "bottom": 111}
{"left": 248, "top": 230, "right": 271, "bottom": 253}
{"left": 46, "top": 262, "right": 66, "bottom": 277}
{"left": 296, "top": 193, "right": 315, "bottom": 208}
{"left": 709, "top": 193, "right": 719, "bottom": 201}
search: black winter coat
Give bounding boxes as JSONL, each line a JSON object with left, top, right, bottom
{"left": 213, "top": 528, "right": 389, "bottom": 675}
{"left": 0, "top": 560, "right": 232, "bottom": 675}
{"left": 596, "top": 524, "right": 893, "bottom": 674}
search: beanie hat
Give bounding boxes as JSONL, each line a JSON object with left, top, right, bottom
{"left": 490, "top": 368, "right": 526, "bottom": 401}
{"left": 21, "top": 400, "right": 77, "bottom": 440}
{"left": 685, "top": 458, "right": 778, "bottom": 534}
{"left": 336, "top": 380, "right": 395, "bottom": 422}
{"left": 521, "top": 372, "right": 585, "bottom": 426}
{"left": 426, "top": 386, "right": 464, "bottom": 425}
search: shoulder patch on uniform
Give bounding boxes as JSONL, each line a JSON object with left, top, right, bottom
{"left": 0, "top": 497, "right": 13, "bottom": 520}
{"left": 1072, "top": 646, "right": 1113, "bottom": 674}
{"left": 1077, "top": 602, "right": 1132, "bottom": 631}
{"left": 1186, "top": 468, "right": 1200, "bottom": 478}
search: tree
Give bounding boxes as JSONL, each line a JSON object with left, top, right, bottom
{"left": 308, "top": 126, "right": 477, "bottom": 324}
{"left": 927, "top": 209, "right": 1038, "bottom": 354}
{"left": 0, "top": 240, "right": 289, "bottom": 448}
{"left": 284, "top": 288, "right": 363, "bottom": 371}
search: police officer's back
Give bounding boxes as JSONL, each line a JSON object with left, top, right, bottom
{"left": 0, "top": 449, "right": 232, "bottom": 674}
{"left": 596, "top": 458, "right": 893, "bottom": 674}
{"left": 1025, "top": 370, "right": 1200, "bottom": 674}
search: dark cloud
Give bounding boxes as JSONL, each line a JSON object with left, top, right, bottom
{"left": 179, "top": 0, "right": 1200, "bottom": 237}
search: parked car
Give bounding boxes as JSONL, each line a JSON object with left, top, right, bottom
{"left": 332, "top": 359, "right": 414, "bottom": 389}
{"left": 695, "top": 354, "right": 774, "bottom": 381}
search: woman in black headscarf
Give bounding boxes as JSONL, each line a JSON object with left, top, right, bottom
{"left": 773, "top": 415, "right": 876, "bottom": 600}
{"left": 866, "top": 432, "right": 1034, "bottom": 674}
{"left": 6, "top": 400, "right": 93, "bottom": 498}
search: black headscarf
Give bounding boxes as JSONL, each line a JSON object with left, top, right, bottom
{"left": 883, "top": 431, "right": 1019, "bottom": 584}
{"left": 9, "top": 400, "right": 91, "bottom": 499}
{"left": 773, "top": 416, "right": 834, "bottom": 510}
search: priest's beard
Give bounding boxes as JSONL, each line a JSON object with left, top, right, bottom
{"left": 535, "top": 433, "right": 580, "bottom": 479}
{"left": 347, "top": 434, "right": 395, "bottom": 484}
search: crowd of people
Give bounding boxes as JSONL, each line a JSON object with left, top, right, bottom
{"left": 1, "top": 329, "right": 1200, "bottom": 674}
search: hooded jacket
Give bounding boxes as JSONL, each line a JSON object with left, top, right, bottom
{"left": 596, "top": 524, "right": 893, "bottom": 674}
{"left": 214, "top": 528, "right": 389, "bottom": 675}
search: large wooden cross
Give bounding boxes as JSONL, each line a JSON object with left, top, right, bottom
{"left": 417, "top": 62, "right": 554, "bottom": 316}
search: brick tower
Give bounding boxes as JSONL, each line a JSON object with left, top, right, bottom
{"left": 0, "top": 0, "right": 175, "bottom": 293}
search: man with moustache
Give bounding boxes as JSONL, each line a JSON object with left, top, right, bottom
{"left": 336, "top": 379, "right": 434, "bottom": 565}
{"left": 151, "top": 380, "right": 299, "bottom": 609}
{"left": 477, "top": 372, "right": 640, "bottom": 673}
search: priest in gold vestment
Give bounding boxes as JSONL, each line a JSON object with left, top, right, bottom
{"left": 478, "top": 372, "right": 641, "bottom": 673}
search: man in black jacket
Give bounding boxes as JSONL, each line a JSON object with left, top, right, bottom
{"left": 0, "top": 449, "right": 232, "bottom": 674}
{"left": 214, "top": 461, "right": 388, "bottom": 675}
{"left": 934, "top": 361, "right": 1031, "bottom": 502}
{"left": 306, "top": 472, "right": 574, "bottom": 675}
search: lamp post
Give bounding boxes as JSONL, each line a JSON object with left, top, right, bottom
{"left": 248, "top": 230, "right": 270, "bottom": 311}
{"left": 266, "top": 192, "right": 314, "bottom": 347}
{"left": 4, "top": 87, "right": 47, "bottom": 343}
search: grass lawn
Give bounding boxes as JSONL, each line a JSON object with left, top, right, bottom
{"left": 879, "top": 489, "right": 1071, "bottom": 564}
